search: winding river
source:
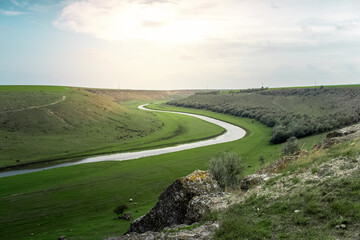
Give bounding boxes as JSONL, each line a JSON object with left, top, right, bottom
{"left": 0, "top": 104, "right": 246, "bottom": 178}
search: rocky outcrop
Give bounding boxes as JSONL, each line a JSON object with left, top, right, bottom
{"left": 313, "top": 123, "right": 360, "bottom": 150}
{"left": 127, "top": 170, "right": 221, "bottom": 234}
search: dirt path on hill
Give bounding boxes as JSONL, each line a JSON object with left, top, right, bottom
{"left": 0, "top": 96, "right": 66, "bottom": 114}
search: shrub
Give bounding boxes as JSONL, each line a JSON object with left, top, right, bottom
{"left": 259, "top": 156, "right": 265, "bottom": 165}
{"left": 282, "top": 136, "right": 300, "bottom": 156}
{"left": 113, "top": 204, "right": 128, "bottom": 217}
{"left": 208, "top": 152, "right": 244, "bottom": 190}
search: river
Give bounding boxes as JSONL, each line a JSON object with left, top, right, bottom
{"left": 0, "top": 104, "right": 246, "bottom": 178}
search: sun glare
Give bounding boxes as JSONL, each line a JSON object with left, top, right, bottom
{"left": 96, "top": 2, "right": 212, "bottom": 43}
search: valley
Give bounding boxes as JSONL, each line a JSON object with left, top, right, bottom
{"left": 0, "top": 85, "right": 358, "bottom": 240}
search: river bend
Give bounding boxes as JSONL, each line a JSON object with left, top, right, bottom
{"left": 0, "top": 104, "right": 246, "bottom": 178}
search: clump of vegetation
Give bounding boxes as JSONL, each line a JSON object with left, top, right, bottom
{"left": 113, "top": 204, "right": 128, "bottom": 218}
{"left": 208, "top": 152, "right": 244, "bottom": 190}
{"left": 168, "top": 86, "right": 360, "bottom": 143}
{"left": 282, "top": 136, "right": 300, "bottom": 155}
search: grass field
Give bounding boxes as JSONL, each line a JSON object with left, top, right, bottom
{"left": 0, "top": 87, "right": 222, "bottom": 169}
{"left": 0, "top": 102, "right": 326, "bottom": 240}
{"left": 0, "top": 85, "right": 71, "bottom": 92}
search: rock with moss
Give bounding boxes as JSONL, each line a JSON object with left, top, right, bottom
{"left": 127, "top": 170, "right": 221, "bottom": 234}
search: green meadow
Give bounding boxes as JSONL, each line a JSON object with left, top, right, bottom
{"left": 0, "top": 100, "right": 326, "bottom": 240}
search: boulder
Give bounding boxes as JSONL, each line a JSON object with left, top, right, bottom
{"left": 127, "top": 170, "right": 221, "bottom": 233}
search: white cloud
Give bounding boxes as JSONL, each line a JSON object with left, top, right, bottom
{"left": 35, "top": 0, "right": 360, "bottom": 88}
{"left": 53, "top": 0, "right": 360, "bottom": 47}
{"left": 53, "top": 0, "right": 219, "bottom": 43}
{"left": 10, "top": 0, "right": 22, "bottom": 7}
{"left": 0, "top": 9, "right": 26, "bottom": 16}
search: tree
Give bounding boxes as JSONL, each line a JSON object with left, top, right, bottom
{"left": 208, "top": 152, "right": 244, "bottom": 190}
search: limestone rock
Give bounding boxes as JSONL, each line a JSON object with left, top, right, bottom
{"left": 240, "top": 173, "right": 272, "bottom": 191}
{"left": 127, "top": 170, "right": 221, "bottom": 233}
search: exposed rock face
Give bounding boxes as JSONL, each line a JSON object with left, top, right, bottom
{"left": 127, "top": 170, "right": 221, "bottom": 234}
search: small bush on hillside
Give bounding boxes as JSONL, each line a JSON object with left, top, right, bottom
{"left": 209, "top": 152, "right": 244, "bottom": 190}
{"left": 259, "top": 156, "right": 265, "bottom": 165}
{"left": 282, "top": 136, "right": 300, "bottom": 155}
{"left": 113, "top": 204, "right": 128, "bottom": 217}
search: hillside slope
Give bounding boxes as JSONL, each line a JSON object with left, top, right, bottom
{"left": 0, "top": 86, "right": 220, "bottom": 169}
{"left": 84, "top": 88, "right": 195, "bottom": 102}
{"left": 214, "top": 124, "right": 360, "bottom": 239}
{"left": 168, "top": 86, "right": 360, "bottom": 143}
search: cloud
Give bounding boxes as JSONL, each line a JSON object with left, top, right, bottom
{"left": 0, "top": 9, "right": 26, "bottom": 16}
{"left": 10, "top": 0, "right": 22, "bottom": 7}
{"left": 38, "top": 0, "right": 360, "bottom": 89}
{"left": 53, "top": 0, "right": 360, "bottom": 48}
{"left": 141, "top": 20, "right": 166, "bottom": 28}
{"left": 53, "top": 0, "right": 218, "bottom": 43}
{"left": 270, "top": 2, "right": 278, "bottom": 9}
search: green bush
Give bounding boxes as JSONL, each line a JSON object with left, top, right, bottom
{"left": 282, "top": 136, "right": 300, "bottom": 155}
{"left": 208, "top": 152, "right": 244, "bottom": 190}
{"left": 113, "top": 204, "right": 128, "bottom": 217}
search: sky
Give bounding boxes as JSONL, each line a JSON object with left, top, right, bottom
{"left": 1, "top": 0, "right": 360, "bottom": 90}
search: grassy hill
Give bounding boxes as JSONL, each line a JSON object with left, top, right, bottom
{"left": 0, "top": 86, "right": 222, "bottom": 169}
{"left": 168, "top": 86, "right": 360, "bottom": 143}
{"left": 84, "top": 88, "right": 195, "bottom": 102}
{"left": 214, "top": 126, "right": 360, "bottom": 240}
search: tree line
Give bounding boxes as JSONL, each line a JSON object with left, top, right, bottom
{"left": 168, "top": 87, "right": 360, "bottom": 143}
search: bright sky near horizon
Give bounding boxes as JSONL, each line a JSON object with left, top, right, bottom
{"left": 1, "top": 0, "right": 360, "bottom": 90}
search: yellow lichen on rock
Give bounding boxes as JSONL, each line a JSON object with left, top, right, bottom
{"left": 183, "top": 170, "right": 211, "bottom": 183}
